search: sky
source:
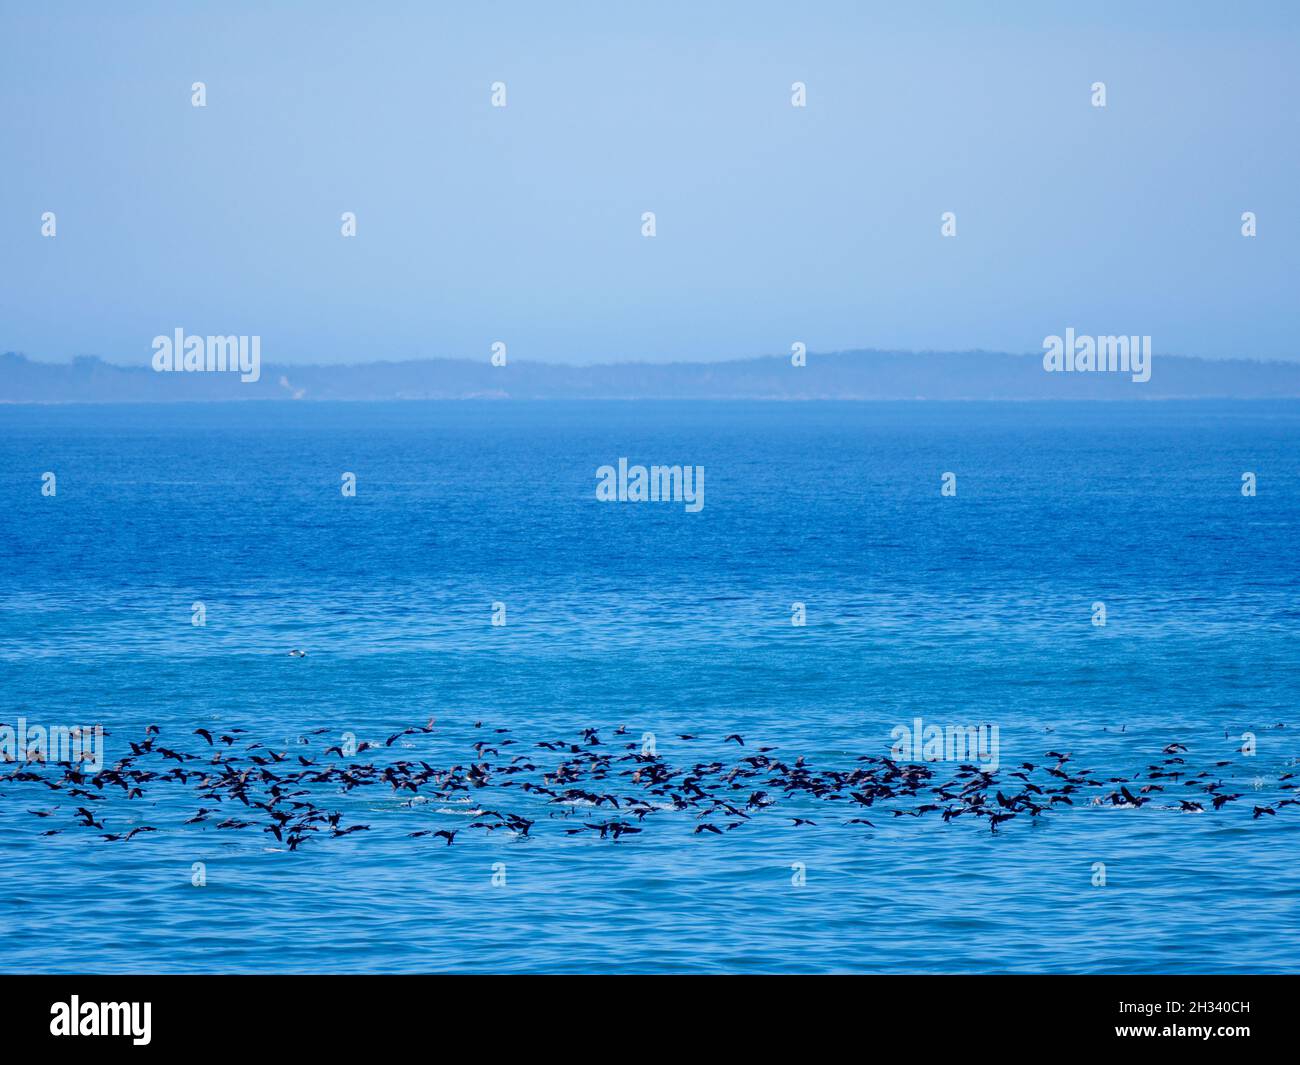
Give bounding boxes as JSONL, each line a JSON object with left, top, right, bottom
{"left": 1, "top": 0, "right": 1298, "bottom": 366}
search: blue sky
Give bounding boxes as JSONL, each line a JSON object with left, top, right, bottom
{"left": 1, "top": 1, "right": 1297, "bottom": 365}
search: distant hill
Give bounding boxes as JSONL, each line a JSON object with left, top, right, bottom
{"left": 2, "top": 349, "right": 1298, "bottom": 402}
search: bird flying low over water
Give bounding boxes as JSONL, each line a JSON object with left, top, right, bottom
{"left": 2, "top": 719, "right": 1293, "bottom": 853}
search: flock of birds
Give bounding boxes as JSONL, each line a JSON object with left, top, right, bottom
{"left": 2, "top": 714, "right": 1297, "bottom": 851}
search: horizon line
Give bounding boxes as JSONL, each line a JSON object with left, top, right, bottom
{"left": 5, "top": 347, "right": 1299, "bottom": 371}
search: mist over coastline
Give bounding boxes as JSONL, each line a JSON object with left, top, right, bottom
{"left": 4, "top": 348, "right": 1298, "bottom": 403}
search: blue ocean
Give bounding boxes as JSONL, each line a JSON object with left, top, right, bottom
{"left": 1, "top": 400, "right": 1297, "bottom": 974}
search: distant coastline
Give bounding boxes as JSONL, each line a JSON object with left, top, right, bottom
{"left": 3, "top": 349, "right": 1299, "bottom": 403}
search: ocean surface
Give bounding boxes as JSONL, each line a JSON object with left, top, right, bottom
{"left": 1, "top": 400, "right": 1297, "bottom": 974}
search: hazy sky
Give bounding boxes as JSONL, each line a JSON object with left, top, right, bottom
{"left": 2, "top": 1, "right": 1297, "bottom": 365}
